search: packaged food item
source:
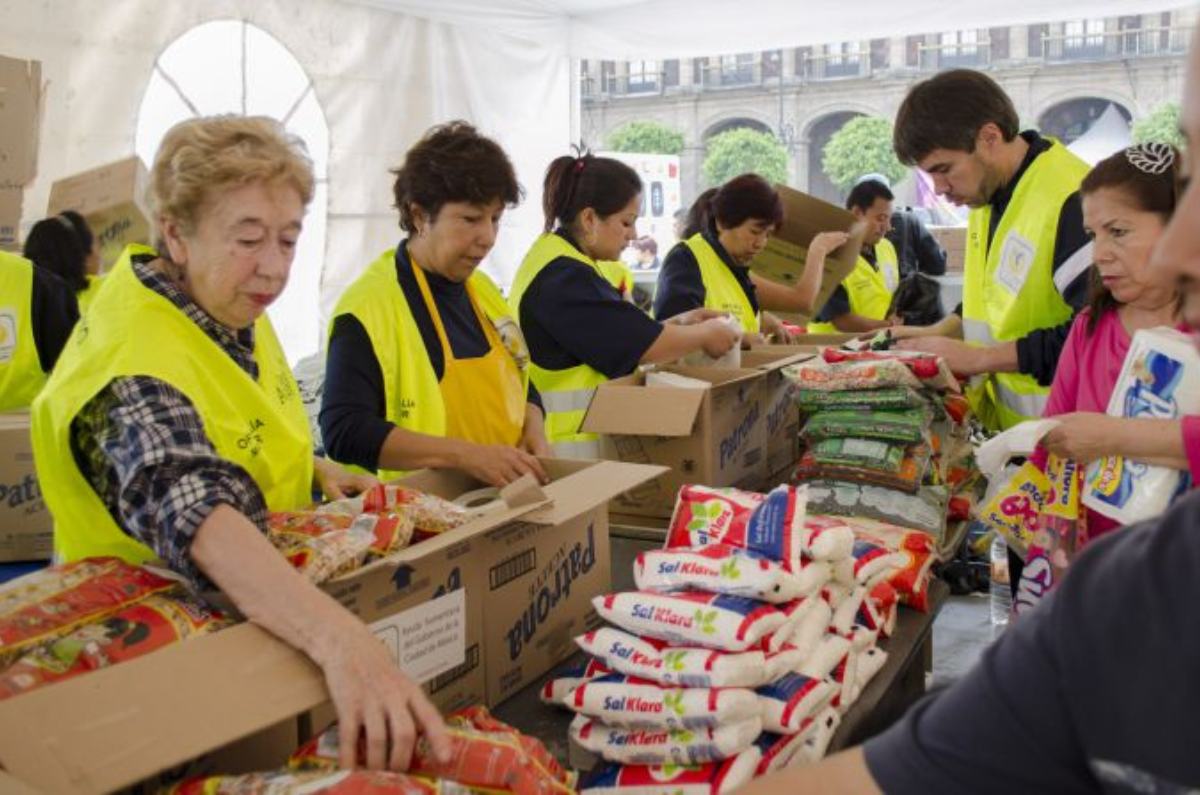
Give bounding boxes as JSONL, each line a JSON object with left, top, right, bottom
{"left": 665, "top": 487, "right": 765, "bottom": 555}
{"left": 0, "top": 557, "right": 179, "bottom": 665}
{"left": 824, "top": 585, "right": 868, "bottom": 636}
{"left": 274, "top": 525, "right": 376, "bottom": 584}
{"left": 755, "top": 674, "right": 838, "bottom": 734}
{"left": 635, "top": 545, "right": 826, "bottom": 603}
{"left": 793, "top": 707, "right": 842, "bottom": 765}
{"left": 856, "top": 647, "right": 889, "bottom": 692}
{"left": 767, "top": 597, "right": 831, "bottom": 657}
{"left": 269, "top": 510, "right": 415, "bottom": 560}
{"left": 793, "top": 385, "right": 927, "bottom": 413}
{"left": 592, "top": 591, "right": 788, "bottom": 652}
{"left": 788, "top": 358, "right": 923, "bottom": 392}
{"left": 799, "top": 516, "right": 855, "bottom": 562}
{"left": 566, "top": 673, "right": 759, "bottom": 729}
{"left": 569, "top": 714, "right": 762, "bottom": 766}
{"left": 320, "top": 484, "right": 469, "bottom": 535}
{"left": 803, "top": 480, "right": 948, "bottom": 539}
{"left": 808, "top": 437, "right": 906, "bottom": 473}
{"left": 802, "top": 408, "right": 930, "bottom": 444}
{"left": 540, "top": 657, "right": 612, "bottom": 705}
{"left": 857, "top": 581, "right": 898, "bottom": 637}
{"left": 820, "top": 348, "right": 959, "bottom": 392}
{"left": 849, "top": 540, "right": 906, "bottom": 588}
{"left": 753, "top": 731, "right": 810, "bottom": 775}
{"left": 292, "top": 707, "right": 574, "bottom": 795}
{"left": 168, "top": 770, "right": 456, "bottom": 795}
{"left": 579, "top": 754, "right": 759, "bottom": 795}
{"left": 795, "top": 443, "right": 930, "bottom": 493}
{"left": 0, "top": 593, "right": 230, "bottom": 700}
{"left": 975, "top": 461, "right": 1051, "bottom": 559}
{"left": 575, "top": 627, "right": 802, "bottom": 689}
{"left": 797, "top": 634, "right": 853, "bottom": 681}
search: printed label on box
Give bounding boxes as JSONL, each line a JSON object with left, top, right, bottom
{"left": 370, "top": 588, "right": 466, "bottom": 684}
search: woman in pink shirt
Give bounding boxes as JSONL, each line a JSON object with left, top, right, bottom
{"left": 1039, "top": 143, "right": 1197, "bottom": 538}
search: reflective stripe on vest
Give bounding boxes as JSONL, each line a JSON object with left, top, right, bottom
{"left": 683, "top": 234, "right": 760, "bottom": 333}
{"left": 0, "top": 252, "right": 47, "bottom": 410}
{"left": 962, "top": 140, "right": 1089, "bottom": 431}
{"left": 330, "top": 248, "right": 530, "bottom": 480}
{"left": 33, "top": 246, "right": 314, "bottom": 564}
{"left": 509, "top": 234, "right": 612, "bottom": 453}
{"left": 551, "top": 437, "right": 602, "bottom": 460}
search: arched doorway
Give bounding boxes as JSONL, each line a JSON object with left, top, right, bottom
{"left": 134, "top": 20, "right": 329, "bottom": 364}
{"left": 1038, "top": 97, "right": 1132, "bottom": 144}
{"left": 703, "top": 116, "right": 773, "bottom": 141}
{"left": 807, "top": 111, "right": 863, "bottom": 205}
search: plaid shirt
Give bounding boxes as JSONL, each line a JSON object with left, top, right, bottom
{"left": 70, "top": 257, "right": 270, "bottom": 589}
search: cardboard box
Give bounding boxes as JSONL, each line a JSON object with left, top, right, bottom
{"left": 0, "top": 412, "right": 51, "bottom": 562}
{"left": 0, "top": 459, "right": 663, "bottom": 793}
{"left": 740, "top": 347, "right": 815, "bottom": 482}
{"left": 581, "top": 366, "right": 767, "bottom": 519}
{"left": 0, "top": 185, "right": 20, "bottom": 252}
{"left": 480, "top": 459, "right": 662, "bottom": 704}
{"left": 929, "top": 225, "right": 966, "bottom": 272}
{"left": 47, "top": 156, "right": 152, "bottom": 271}
{"left": 749, "top": 185, "right": 866, "bottom": 322}
{"left": 0, "top": 55, "right": 42, "bottom": 186}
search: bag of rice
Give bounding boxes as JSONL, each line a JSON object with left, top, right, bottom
{"left": 793, "top": 708, "right": 842, "bottom": 764}
{"left": 753, "top": 731, "right": 811, "bottom": 775}
{"left": 0, "top": 558, "right": 179, "bottom": 666}
{"left": 857, "top": 647, "right": 889, "bottom": 692}
{"left": 540, "top": 657, "right": 612, "bottom": 705}
{"left": 849, "top": 540, "right": 906, "bottom": 588}
{"left": 756, "top": 674, "right": 838, "bottom": 734}
{"left": 857, "top": 582, "right": 898, "bottom": 637}
{"left": 800, "top": 516, "right": 855, "bottom": 562}
{"left": 579, "top": 753, "right": 760, "bottom": 795}
{"left": 570, "top": 714, "right": 762, "bottom": 766}
{"left": 593, "top": 591, "right": 788, "bottom": 652}
{"left": 566, "top": 673, "right": 759, "bottom": 729}
{"left": 665, "top": 487, "right": 765, "bottom": 554}
{"left": 767, "top": 597, "right": 831, "bottom": 657}
{"left": 575, "top": 627, "right": 802, "bottom": 689}
{"left": 634, "top": 545, "right": 825, "bottom": 603}
{"left": 798, "top": 634, "right": 853, "bottom": 681}
{"left": 0, "top": 593, "right": 231, "bottom": 700}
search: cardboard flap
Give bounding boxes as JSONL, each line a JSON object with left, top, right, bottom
{"left": 526, "top": 460, "right": 668, "bottom": 524}
{"left": 580, "top": 381, "right": 705, "bottom": 437}
{"left": 741, "top": 348, "right": 816, "bottom": 372}
{"left": 0, "top": 623, "right": 327, "bottom": 795}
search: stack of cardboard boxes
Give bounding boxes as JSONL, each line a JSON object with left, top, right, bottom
{"left": 47, "top": 155, "right": 152, "bottom": 271}
{"left": 0, "top": 55, "right": 42, "bottom": 251}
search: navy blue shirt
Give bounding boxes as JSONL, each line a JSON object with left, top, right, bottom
{"left": 519, "top": 230, "right": 663, "bottom": 379}
{"left": 653, "top": 230, "right": 759, "bottom": 322}
{"left": 815, "top": 245, "right": 878, "bottom": 323}
{"left": 27, "top": 264, "right": 79, "bottom": 372}
{"left": 865, "top": 490, "right": 1200, "bottom": 793}
{"left": 320, "top": 242, "right": 540, "bottom": 471}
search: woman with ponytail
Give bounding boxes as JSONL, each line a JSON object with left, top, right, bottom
{"left": 655, "top": 174, "right": 847, "bottom": 342}
{"left": 509, "top": 153, "right": 740, "bottom": 458}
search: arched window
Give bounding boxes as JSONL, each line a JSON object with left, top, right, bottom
{"left": 134, "top": 20, "right": 329, "bottom": 364}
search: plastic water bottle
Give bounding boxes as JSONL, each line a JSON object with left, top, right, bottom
{"left": 990, "top": 534, "right": 1011, "bottom": 627}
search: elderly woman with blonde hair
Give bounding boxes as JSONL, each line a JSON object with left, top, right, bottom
{"left": 31, "top": 115, "right": 450, "bottom": 771}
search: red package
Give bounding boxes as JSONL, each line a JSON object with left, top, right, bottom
{"left": 665, "top": 486, "right": 764, "bottom": 553}
{"left": 269, "top": 511, "right": 414, "bottom": 559}
{"left": 821, "top": 348, "right": 959, "bottom": 391}
{"left": 0, "top": 557, "right": 178, "bottom": 664}
{"left": 168, "top": 770, "right": 445, "bottom": 794}
{"left": 0, "top": 593, "right": 230, "bottom": 700}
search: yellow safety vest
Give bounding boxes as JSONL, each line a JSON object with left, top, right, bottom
{"left": 32, "top": 247, "right": 314, "bottom": 564}
{"left": 598, "top": 260, "right": 634, "bottom": 299}
{"left": 683, "top": 233, "right": 760, "bottom": 334}
{"left": 0, "top": 252, "right": 48, "bottom": 411}
{"left": 807, "top": 238, "right": 899, "bottom": 334}
{"left": 330, "top": 249, "right": 531, "bottom": 480}
{"left": 76, "top": 275, "right": 102, "bottom": 314}
{"left": 962, "top": 141, "right": 1089, "bottom": 431}
{"left": 76, "top": 244, "right": 155, "bottom": 314}
{"left": 509, "top": 233, "right": 613, "bottom": 459}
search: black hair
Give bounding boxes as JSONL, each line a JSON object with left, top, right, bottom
{"left": 684, "top": 175, "right": 784, "bottom": 239}
{"left": 846, "top": 180, "right": 895, "bottom": 212}
{"left": 542, "top": 153, "right": 642, "bottom": 233}
{"left": 23, "top": 211, "right": 93, "bottom": 292}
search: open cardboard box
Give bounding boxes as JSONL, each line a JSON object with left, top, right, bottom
{"left": 749, "top": 185, "right": 865, "bottom": 323}
{"left": 581, "top": 365, "right": 766, "bottom": 520}
{"left": 47, "top": 156, "right": 152, "bottom": 272}
{"left": 0, "top": 458, "right": 663, "bottom": 794}
{"left": 0, "top": 412, "right": 51, "bottom": 562}
{"left": 740, "top": 347, "right": 815, "bottom": 483}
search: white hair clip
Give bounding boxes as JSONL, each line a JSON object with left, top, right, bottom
{"left": 1125, "top": 142, "right": 1176, "bottom": 176}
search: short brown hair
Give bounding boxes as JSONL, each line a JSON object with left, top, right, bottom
{"left": 542, "top": 153, "right": 642, "bottom": 233}
{"left": 150, "top": 115, "right": 314, "bottom": 247}
{"left": 893, "top": 70, "right": 1020, "bottom": 165}
{"left": 392, "top": 121, "right": 522, "bottom": 233}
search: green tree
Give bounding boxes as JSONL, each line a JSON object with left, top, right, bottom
{"left": 821, "top": 116, "right": 908, "bottom": 193}
{"left": 606, "top": 120, "right": 685, "bottom": 155}
{"left": 702, "top": 128, "right": 789, "bottom": 187}
{"left": 1132, "top": 103, "right": 1185, "bottom": 149}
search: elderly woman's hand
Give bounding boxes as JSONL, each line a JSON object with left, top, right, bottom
{"left": 314, "top": 457, "right": 379, "bottom": 501}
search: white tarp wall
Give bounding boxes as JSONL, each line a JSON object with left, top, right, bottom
{"left": 0, "top": 0, "right": 572, "bottom": 363}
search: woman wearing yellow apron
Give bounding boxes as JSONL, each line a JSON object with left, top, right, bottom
{"left": 808, "top": 178, "right": 902, "bottom": 333}
{"left": 31, "top": 116, "right": 450, "bottom": 772}
{"left": 510, "top": 154, "right": 741, "bottom": 458}
{"left": 321, "top": 122, "right": 548, "bottom": 487}
{"left": 655, "top": 174, "right": 849, "bottom": 342}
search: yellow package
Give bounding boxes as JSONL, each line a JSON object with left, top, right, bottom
{"left": 976, "top": 462, "right": 1051, "bottom": 559}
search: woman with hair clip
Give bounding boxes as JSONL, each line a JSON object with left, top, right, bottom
{"left": 655, "top": 174, "right": 848, "bottom": 342}
{"left": 23, "top": 210, "right": 104, "bottom": 311}
{"left": 509, "top": 153, "right": 740, "bottom": 458}
{"left": 1033, "top": 142, "right": 1200, "bottom": 539}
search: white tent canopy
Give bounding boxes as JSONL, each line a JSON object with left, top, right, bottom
{"left": 1, "top": 0, "right": 1183, "bottom": 361}
{"left": 1068, "top": 103, "right": 1135, "bottom": 165}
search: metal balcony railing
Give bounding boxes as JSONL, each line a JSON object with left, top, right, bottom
{"left": 918, "top": 39, "right": 992, "bottom": 69}
{"left": 1040, "top": 24, "right": 1193, "bottom": 62}
{"left": 801, "top": 49, "right": 871, "bottom": 80}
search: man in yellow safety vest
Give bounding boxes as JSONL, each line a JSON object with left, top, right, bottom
{"left": 889, "top": 69, "right": 1093, "bottom": 433}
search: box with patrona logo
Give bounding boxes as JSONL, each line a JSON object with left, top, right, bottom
{"left": 46, "top": 156, "right": 152, "bottom": 272}
{"left": 0, "top": 458, "right": 662, "bottom": 793}
{"left": 0, "top": 412, "right": 51, "bottom": 561}
{"left": 580, "top": 365, "right": 767, "bottom": 520}
{"left": 479, "top": 459, "right": 664, "bottom": 704}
